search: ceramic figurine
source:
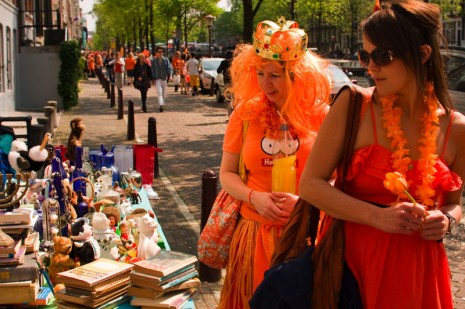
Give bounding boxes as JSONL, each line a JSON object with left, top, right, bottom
{"left": 137, "top": 214, "right": 161, "bottom": 260}
{"left": 69, "top": 218, "right": 100, "bottom": 265}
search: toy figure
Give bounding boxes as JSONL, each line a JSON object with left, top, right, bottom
{"left": 101, "top": 206, "right": 120, "bottom": 231}
{"left": 66, "top": 118, "right": 85, "bottom": 162}
{"left": 117, "top": 201, "right": 133, "bottom": 220}
{"left": 124, "top": 187, "right": 141, "bottom": 205}
{"left": 69, "top": 218, "right": 100, "bottom": 265}
{"left": 119, "top": 220, "right": 134, "bottom": 242}
{"left": 92, "top": 212, "right": 115, "bottom": 242}
{"left": 23, "top": 172, "right": 46, "bottom": 207}
{"left": 48, "top": 235, "right": 78, "bottom": 284}
{"left": 137, "top": 214, "right": 161, "bottom": 260}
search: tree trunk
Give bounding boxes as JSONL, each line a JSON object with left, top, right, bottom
{"left": 243, "top": 0, "right": 254, "bottom": 42}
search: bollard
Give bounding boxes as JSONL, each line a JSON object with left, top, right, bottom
{"left": 105, "top": 79, "right": 110, "bottom": 98}
{"left": 37, "top": 118, "right": 51, "bottom": 135}
{"left": 199, "top": 170, "right": 222, "bottom": 282}
{"left": 110, "top": 83, "right": 115, "bottom": 107}
{"left": 127, "top": 100, "right": 135, "bottom": 141}
{"left": 147, "top": 117, "right": 160, "bottom": 178}
{"left": 44, "top": 106, "right": 55, "bottom": 135}
{"left": 209, "top": 77, "right": 215, "bottom": 97}
{"left": 117, "top": 88, "right": 124, "bottom": 120}
{"left": 30, "top": 124, "right": 45, "bottom": 147}
{"left": 46, "top": 101, "right": 58, "bottom": 128}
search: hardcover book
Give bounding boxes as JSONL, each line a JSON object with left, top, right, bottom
{"left": 55, "top": 295, "right": 131, "bottom": 309}
{"left": 0, "top": 279, "right": 39, "bottom": 304}
{"left": 29, "top": 286, "right": 54, "bottom": 306}
{"left": 0, "top": 245, "right": 26, "bottom": 266}
{"left": 55, "top": 258, "right": 133, "bottom": 290}
{"left": 131, "top": 268, "right": 199, "bottom": 292}
{"left": 60, "top": 275, "right": 130, "bottom": 296}
{"left": 0, "top": 208, "right": 33, "bottom": 225}
{"left": 0, "top": 251, "right": 38, "bottom": 283}
{"left": 0, "top": 239, "right": 21, "bottom": 256}
{"left": 55, "top": 281, "right": 131, "bottom": 307}
{"left": 131, "top": 264, "right": 196, "bottom": 285}
{"left": 133, "top": 250, "right": 197, "bottom": 277}
{"left": 130, "top": 288, "right": 197, "bottom": 309}
{"left": 128, "top": 278, "right": 201, "bottom": 300}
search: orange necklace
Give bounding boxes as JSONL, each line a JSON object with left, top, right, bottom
{"left": 381, "top": 83, "right": 439, "bottom": 208}
{"left": 259, "top": 99, "right": 298, "bottom": 139}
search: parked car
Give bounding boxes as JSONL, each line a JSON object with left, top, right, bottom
{"left": 199, "top": 57, "right": 224, "bottom": 93}
{"left": 326, "top": 64, "right": 357, "bottom": 99}
{"left": 215, "top": 72, "right": 226, "bottom": 103}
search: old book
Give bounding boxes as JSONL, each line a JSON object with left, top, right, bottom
{"left": 0, "top": 280, "right": 39, "bottom": 304}
{"left": 128, "top": 278, "right": 201, "bottom": 300}
{"left": 60, "top": 275, "right": 130, "bottom": 297}
{"left": 55, "top": 281, "right": 130, "bottom": 307}
{"left": 24, "top": 232, "right": 39, "bottom": 253}
{"left": 133, "top": 250, "right": 197, "bottom": 277}
{"left": 131, "top": 264, "right": 196, "bottom": 285}
{"left": 0, "top": 245, "right": 26, "bottom": 266}
{"left": 0, "top": 239, "right": 21, "bottom": 256}
{"left": 130, "top": 288, "right": 197, "bottom": 309}
{"left": 55, "top": 294, "right": 132, "bottom": 309}
{"left": 0, "top": 208, "right": 33, "bottom": 225}
{"left": 55, "top": 258, "right": 133, "bottom": 290}
{"left": 28, "top": 286, "right": 53, "bottom": 305}
{"left": 131, "top": 268, "right": 198, "bottom": 292}
{"left": 0, "top": 251, "right": 38, "bottom": 283}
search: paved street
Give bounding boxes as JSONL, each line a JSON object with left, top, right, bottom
{"left": 8, "top": 76, "right": 465, "bottom": 308}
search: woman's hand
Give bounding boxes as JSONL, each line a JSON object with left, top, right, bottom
{"left": 374, "top": 201, "right": 426, "bottom": 235}
{"left": 420, "top": 209, "right": 449, "bottom": 241}
{"left": 250, "top": 191, "right": 298, "bottom": 224}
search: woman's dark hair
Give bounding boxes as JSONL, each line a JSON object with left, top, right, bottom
{"left": 361, "top": 0, "right": 453, "bottom": 112}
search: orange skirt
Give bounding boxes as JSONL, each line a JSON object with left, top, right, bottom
{"left": 218, "top": 217, "right": 283, "bottom": 309}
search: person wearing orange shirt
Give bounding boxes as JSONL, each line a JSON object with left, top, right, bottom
{"left": 125, "top": 53, "right": 137, "bottom": 85}
{"left": 217, "top": 18, "right": 331, "bottom": 308}
{"left": 87, "top": 54, "right": 95, "bottom": 78}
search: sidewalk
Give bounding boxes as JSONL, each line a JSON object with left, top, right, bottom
{"left": 51, "top": 78, "right": 465, "bottom": 308}
{"left": 51, "top": 78, "right": 226, "bottom": 308}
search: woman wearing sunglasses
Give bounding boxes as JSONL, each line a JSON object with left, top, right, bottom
{"left": 299, "top": 0, "right": 464, "bottom": 308}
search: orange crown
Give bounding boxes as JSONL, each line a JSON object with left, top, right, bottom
{"left": 253, "top": 17, "right": 308, "bottom": 61}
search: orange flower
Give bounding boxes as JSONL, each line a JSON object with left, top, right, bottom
{"left": 384, "top": 172, "right": 416, "bottom": 204}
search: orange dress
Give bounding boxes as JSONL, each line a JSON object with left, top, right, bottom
{"left": 343, "top": 102, "right": 462, "bottom": 309}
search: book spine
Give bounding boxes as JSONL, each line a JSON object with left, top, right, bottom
{"left": 160, "top": 271, "right": 198, "bottom": 290}
{"left": 0, "top": 266, "right": 38, "bottom": 283}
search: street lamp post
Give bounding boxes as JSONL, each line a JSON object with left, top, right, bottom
{"left": 204, "top": 15, "right": 215, "bottom": 58}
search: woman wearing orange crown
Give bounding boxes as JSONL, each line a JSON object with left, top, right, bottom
{"left": 217, "top": 18, "right": 331, "bottom": 308}
{"left": 300, "top": 0, "right": 464, "bottom": 308}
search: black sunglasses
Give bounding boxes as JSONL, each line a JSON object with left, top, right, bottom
{"left": 358, "top": 48, "right": 394, "bottom": 67}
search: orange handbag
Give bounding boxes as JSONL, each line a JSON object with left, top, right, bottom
{"left": 197, "top": 121, "right": 248, "bottom": 269}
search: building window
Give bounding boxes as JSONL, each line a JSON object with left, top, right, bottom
{"left": 0, "top": 24, "right": 3, "bottom": 93}
{"left": 6, "top": 27, "right": 12, "bottom": 90}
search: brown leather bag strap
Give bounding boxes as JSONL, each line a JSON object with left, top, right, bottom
{"left": 271, "top": 85, "right": 365, "bottom": 265}
{"left": 339, "top": 85, "right": 363, "bottom": 192}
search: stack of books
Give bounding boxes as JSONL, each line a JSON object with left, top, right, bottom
{"left": 129, "top": 250, "right": 200, "bottom": 308}
{"left": 54, "top": 258, "right": 134, "bottom": 308}
{"left": 0, "top": 252, "right": 40, "bottom": 305}
{"left": 0, "top": 228, "right": 27, "bottom": 266}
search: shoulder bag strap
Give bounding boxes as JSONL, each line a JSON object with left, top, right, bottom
{"left": 239, "top": 121, "right": 249, "bottom": 183}
{"left": 307, "top": 85, "right": 363, "bottom": 244}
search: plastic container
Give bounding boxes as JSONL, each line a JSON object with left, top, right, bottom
{"left": 133, "top": 144, "right": 155, "bottom": 185}
{"left": 114, "top": 145, "right": 134, "bottom": 174}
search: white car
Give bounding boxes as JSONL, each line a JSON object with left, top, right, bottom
{"left": 199, "top": 57, "right": 224, "bottom": 93}
{"left": 326, "top": 64, "right": 357, "bottom": 99}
